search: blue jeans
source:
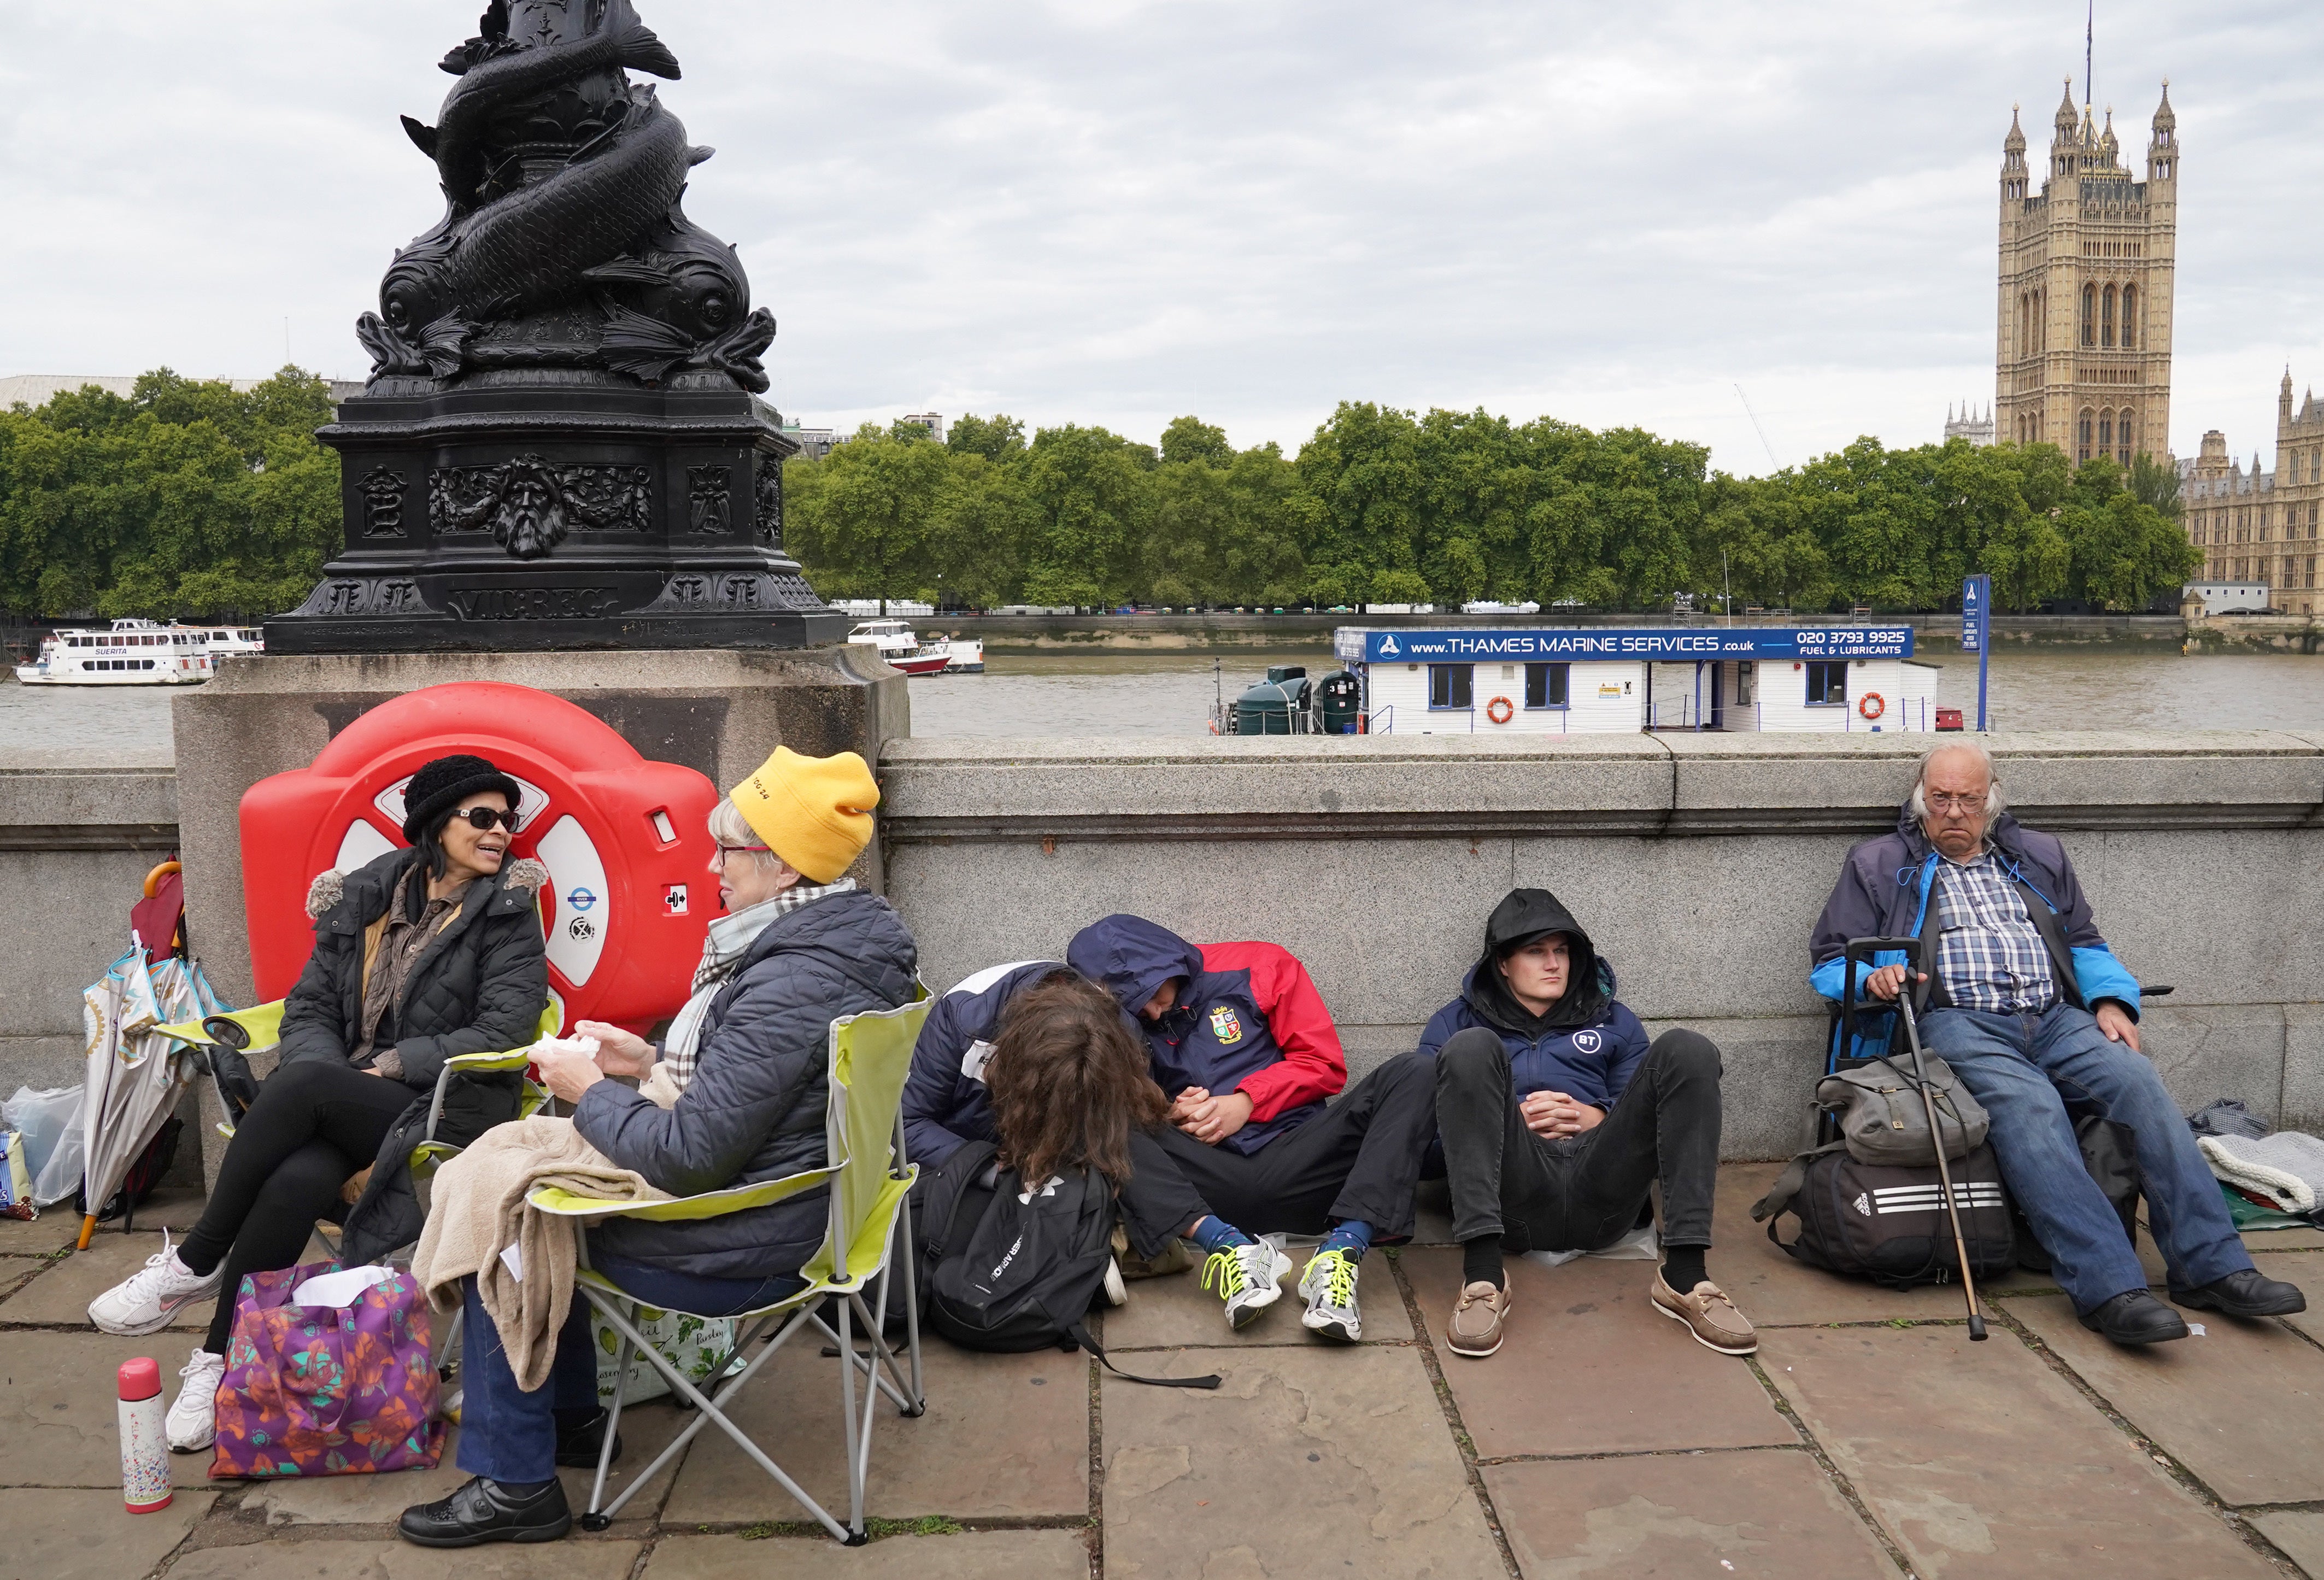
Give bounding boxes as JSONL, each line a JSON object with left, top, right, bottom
{"left": 1920, "top": 1005, "right": 2251, "bottom": 1313}
{"left": 455, "top": 1256, "right": 807, "bottom": 1484}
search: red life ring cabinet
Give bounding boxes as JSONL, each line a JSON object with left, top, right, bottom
{"left": 1858, "top": 692, "right": 1886, "bottom": 721}
{"left": 238, "top": 682, "right": 720, "bottom": 1036}
{"left": 1485, "top": 695, "right": 1516, "bottom": 725}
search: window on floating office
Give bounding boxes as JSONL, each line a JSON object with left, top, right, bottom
{"left": 1805, "top": 662, "right": 1848, "bottom": 706}
{"left": 1524, "top": 663, "right": 1569, "bottom": 709}
{"left": 1428, "top": 663, "right": 1472, "bottom": 709}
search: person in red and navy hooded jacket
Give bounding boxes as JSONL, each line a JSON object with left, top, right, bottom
{"left": 1064, "top": 914, "right": 1437, "bottom": 1344}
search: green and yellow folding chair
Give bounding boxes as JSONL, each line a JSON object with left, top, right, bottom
{"left": 527, "top": 992, "right": 932, "bottom": 1544}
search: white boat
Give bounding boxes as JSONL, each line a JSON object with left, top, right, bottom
{"left": 943, "top": 638, "right": 984, "bottom": 673}
{"left": 194, "top": 624, "right": 266, "bottom": 657}
{"left": 13, "top": 620, "right": 215, "bottom": 685}
{"left": 845, "top": 618, "right": 951, "bottom": 676}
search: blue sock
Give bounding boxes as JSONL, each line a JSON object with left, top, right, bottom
{"left": 1189, "top": 1215, "right": 1253, "bottom": 1254}
{"left": 1319, "top": 1220, "right": 1373, "bottom": 1260}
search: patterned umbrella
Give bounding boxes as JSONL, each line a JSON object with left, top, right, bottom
{"left": 76, "top": 949, "right": 217, "bottom": 1248}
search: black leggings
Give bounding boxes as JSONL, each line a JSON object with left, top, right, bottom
{"left": 178, "top": 1060, "right": 415, "bottom": 1354}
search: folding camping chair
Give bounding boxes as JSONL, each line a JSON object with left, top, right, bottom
{"left": 526, "top": 992, "right": 933, "bottom": 1545}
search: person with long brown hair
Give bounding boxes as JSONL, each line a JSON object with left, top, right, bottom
{"left": 983, "top": 973, "right": 1169, "bottom": 1188}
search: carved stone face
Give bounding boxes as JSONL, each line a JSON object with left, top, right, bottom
{"left": 495, "top": 462, "right": 568, "bottom": 559}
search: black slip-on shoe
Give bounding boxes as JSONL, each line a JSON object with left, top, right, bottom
{"left": 2078, "top": 1289, "right": 2191, "bottom": 1346}
{"left": 398, "top": 1474, "right": 572, "bottom": 1547}
{"left": 2170, "top": 1268, "right": 2308, "bottom": 1319}
{"left": 554, "top": 1408, "right": 625, "bottom": 1469}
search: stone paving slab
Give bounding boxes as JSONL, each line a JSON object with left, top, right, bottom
{"left": 0, "top": 1232, "right": 209, "bottom": 1330}
{"left": 1480, "top": 1448, "right": 1898, "bottom": 1579}
{"left": 2251, "top": 1252, "right": 2324, "bottom": 1347}
{"left": 1401, "top": 1248, "right": 1795, "bottom": 1458}
{"left": 2004, "top": 1290, "right": 2324, "bottom": 1506}
{"left": 0, "top": 1486, "right": 215, "bottom": 1580}
{"left": 2250, "top": 1512, "right": 2324, "bottom": 1579}
{"left": 0, "top": 1330, "right": 227, "bottom": 1487}
{"left": 0, "top": 1213, "right": 75, "bottom": 1253}
{"left": 163, "top": 1537, "right": 644, "bottom": 1580}
{"left": 645, "top": 1530, "right": 1094, "bottom": 1578}
{"left": 1101, "top": 1343, "right": 1501, "bottom": 1579}
{"left": 662, "top": 1336, "right": 1088, "bottom": 1524}
{"left": 1760, "top": 1324, "right": 2278, "bottom": 1578}
{"left": 239, "top": 1412, "right": 691, "bottom": 1526}
{"left": 1098, "top": 1250, "right": 1413, "bottom": 1347}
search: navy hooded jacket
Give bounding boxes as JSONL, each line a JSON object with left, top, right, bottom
{"left": 1067, "top": 915, "right": 1344, "bottom": 1157}
{"left": 899, "top": 959, "right": 1067, "bottom": 1168}
{"left": 1415, "top": 889, "right": 1652, "bottom": 1111}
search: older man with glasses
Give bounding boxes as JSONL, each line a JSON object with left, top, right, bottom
{"left": 1809, "top": 741, "right": 2303, "bottom": 1347}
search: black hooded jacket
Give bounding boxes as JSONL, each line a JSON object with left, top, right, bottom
{"left": 1416, "top": 889, "right": 1651, "bottom": 1110}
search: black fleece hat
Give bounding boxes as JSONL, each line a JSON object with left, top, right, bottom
{"left": 400, "top": 754, "right": 522, "bottom": 843}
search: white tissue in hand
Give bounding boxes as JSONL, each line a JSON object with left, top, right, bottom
{"left": 529, "top": 1035, "right": 602, "bottom": 1061}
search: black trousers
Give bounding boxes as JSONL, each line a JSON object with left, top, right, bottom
{"left": 1434, "top": 1026, "right": 1722, "bottom": 1254}
{"left": 179, "top": 1060, "right": 415, "bottom": 1353}
{"left": 1116, "top": 1050, "right": 1437, "bottom": 1259}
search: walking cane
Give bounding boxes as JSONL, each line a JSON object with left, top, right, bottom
{"left": 1892, "top": 981, "right": 1988, "bottom": 1341}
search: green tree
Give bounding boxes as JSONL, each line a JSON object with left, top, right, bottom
{"left": 1019, "top": 425, "right": 1155, "bottom": 608}
{"left": 1158, "top": 415, "right": 1234, "bottom": 468}
{"left": 946, "top": 412, "right": 1026, "bottom": 464}
{"left": 0, "top": 366, "right": 338, "bottom": 620}
{"left": 784, "top": 424, "right": 952, "bottom": 609}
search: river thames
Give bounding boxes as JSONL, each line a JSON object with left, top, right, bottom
{"left": 7, "top": 646, "right": 2319, "bottom": 749}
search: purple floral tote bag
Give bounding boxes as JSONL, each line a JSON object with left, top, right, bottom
{"left": 210, "top": 1261, "right": 443, "bottom": 1478}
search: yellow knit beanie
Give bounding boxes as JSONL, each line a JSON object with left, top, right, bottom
{"left": 727, "top": 747, "right": 880, "bottom": 884}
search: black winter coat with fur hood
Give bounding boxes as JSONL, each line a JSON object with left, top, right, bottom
{"left": 279, "top": 845, "right": 550, "bottom": 1266}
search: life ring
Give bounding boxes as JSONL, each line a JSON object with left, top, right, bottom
{"left": 1858, "top": 692, "right": 1886, "bottom": 720}
{"left": 1486, "top": 695, "right": 1515, "bottom": 725}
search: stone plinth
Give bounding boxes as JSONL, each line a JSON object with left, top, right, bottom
{"left": 174, "top": 646, "right": 905, "bottom": 1008}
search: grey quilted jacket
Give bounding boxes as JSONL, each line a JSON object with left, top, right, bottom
{"left": 575, "top": 887, "right": 919, "bottom": 1281}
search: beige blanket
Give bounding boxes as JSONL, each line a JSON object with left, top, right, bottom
{"left": 410, "top": 1115, "right": 670, "bottom": 1391}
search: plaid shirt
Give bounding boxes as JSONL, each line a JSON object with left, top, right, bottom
{"left": 1931, "top": 852, "right": 2057, "bottom": 1014}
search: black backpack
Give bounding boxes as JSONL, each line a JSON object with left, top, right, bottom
{"left": 1751, "top": 1141, "right": 2017, "bottom": 1289}
{"left": 918, "top": 1141, "right": 1219, "bottom": 1390}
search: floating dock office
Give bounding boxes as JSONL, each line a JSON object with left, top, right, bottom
{"left": 1331, "top": 625, "right": 1944, "bottom": 734}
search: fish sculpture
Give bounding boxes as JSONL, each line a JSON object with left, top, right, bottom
{"left": 355, "top": 0, "right": 776, "bottom": 392}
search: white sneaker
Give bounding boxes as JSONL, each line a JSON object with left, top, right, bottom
{"left": 87, "top": 1230, "right": 221, "bottom": 1336}
{"left": 166, "top": 1348, "right": 227, "bottom": 1452}
{"left": 1298, "top": 1249, "right": 1363, "bottom": 1342}
{"left": 1200, "top": 1242, "right": 1293, "bottom": 1330}
{"left": 1102, "top": 1256, "right": 1129, "bottom": 1308}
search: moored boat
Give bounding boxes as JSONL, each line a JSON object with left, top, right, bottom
{"left": 846, "top": 618, "right": 952, "bottom": 677}
{"left": 13, "top": 620, "right": 216, "bottom": 686}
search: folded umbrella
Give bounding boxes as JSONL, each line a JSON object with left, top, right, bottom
{"left": 75, "top": 949, "right": 215, "bottom": 1248}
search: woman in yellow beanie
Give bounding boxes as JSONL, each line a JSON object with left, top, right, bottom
{"left": 402, "top": 748, "right": 914, "bottom": 1548}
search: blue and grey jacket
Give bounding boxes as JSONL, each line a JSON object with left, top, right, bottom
{"left": 1809, "top": 802, "right": 2141, "bottom": 1062}
{"left": 898, "top": 959, "right": 1068, "bottom": 1168}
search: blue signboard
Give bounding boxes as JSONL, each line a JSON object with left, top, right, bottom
{"left": 1959, "top": 575, "right": 1987, "bottom": 653}
{"left": 1358, "top": 626, "right": 1914, "bottom": 663}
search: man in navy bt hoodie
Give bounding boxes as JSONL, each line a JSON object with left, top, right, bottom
{"left": 1421, "top": 888, "right": 1746, "bottom": 1362}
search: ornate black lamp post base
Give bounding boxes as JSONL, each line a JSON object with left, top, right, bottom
{"left": 268, "top": 371, "right": 844, "bottom": 653}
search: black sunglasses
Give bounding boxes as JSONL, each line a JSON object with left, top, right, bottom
{"left": 452, "top": 806, "right": 519, "bottom": 831}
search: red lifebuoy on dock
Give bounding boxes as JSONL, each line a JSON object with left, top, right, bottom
{"left": 1858, "top": 692, "right": 1886, "bottom": 720}
{"left": 1486, "top": 695, "right": 1515, "bottom": 725}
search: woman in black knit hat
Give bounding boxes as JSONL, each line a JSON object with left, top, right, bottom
{"left": 87, "top": 753, "right": 551, "bottom": 1453}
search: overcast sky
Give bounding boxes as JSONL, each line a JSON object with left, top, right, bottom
{"left": 3, "top": 2, "right": 2317, "bottom": 475}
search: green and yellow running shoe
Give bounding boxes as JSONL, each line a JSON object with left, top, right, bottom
{"left": 1201, "top": 1242, "right": 1292, "bottom": 1330}
{"left": 1298, "top": 1249, "right": 1362, "bottom": 1342}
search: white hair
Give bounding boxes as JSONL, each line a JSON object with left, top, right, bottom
{"left": 1908, "top": 741, "right": 2006, "bottom": 821}
{"left": 707, "top": 797, "right": 788, "bottom": 873}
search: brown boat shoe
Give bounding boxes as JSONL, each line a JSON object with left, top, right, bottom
{"left": 1447, "top": 1279, "right": 1512, "bottom": 1359}
{"left": 1650, "top": 1271, "right": 1757, "bottom": 1355}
